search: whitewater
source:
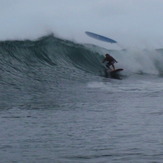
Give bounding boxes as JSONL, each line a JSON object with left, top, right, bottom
{"left": 0, "top": 33, "right": 163, "bottom": 163}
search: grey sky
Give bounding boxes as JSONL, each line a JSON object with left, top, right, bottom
{"left": 0, "top": 0, "right": 163, "bottom": 48}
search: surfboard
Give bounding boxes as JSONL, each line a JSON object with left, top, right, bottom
{"left": 85, "top": 31, "right": 117, "bottom": 44}
{"left": 110, "top": 68, "right": 123, "bottom": 73}
{"left": 109, "top": 68, "right": 124, "bottom": 79}
{"left": 104, "top": 68, "right": 123, "bottom": 79}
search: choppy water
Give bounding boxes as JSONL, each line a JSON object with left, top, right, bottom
{"left": 1, "top": 35, "right": 163, "bottom": 163}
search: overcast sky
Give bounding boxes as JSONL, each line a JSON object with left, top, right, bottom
{"left": 0, "top": 0, "right": 163, "bottom": 48}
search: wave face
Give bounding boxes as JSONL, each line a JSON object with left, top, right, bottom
{"left": 0, "top": 34, "right": 104, "bottom": 80}
{"left": 0, "top": 35, "right": 105, "bottom": 104}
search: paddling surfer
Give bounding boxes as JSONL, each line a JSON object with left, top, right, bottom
{"left": 102, "top": 53, "right": 118, "bottom": 70}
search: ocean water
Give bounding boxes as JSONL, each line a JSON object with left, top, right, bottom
{"left": 1, "top": 35, "right": 163, "bottom": 163}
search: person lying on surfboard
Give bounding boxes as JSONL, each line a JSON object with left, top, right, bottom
{"left": 102, "top": 53, "right": 118, "bottom": 71}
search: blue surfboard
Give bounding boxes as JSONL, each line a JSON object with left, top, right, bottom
{"left": 85, "top": 31, "right": 117, "bottom": 44}
{"left": 110, "top": 68, "right": 123, "bottom": 73}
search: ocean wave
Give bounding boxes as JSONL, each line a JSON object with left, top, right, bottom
{"left": 0, "top": 35, "right": 106, "bottom": 91}
{"left": 1, "top": 34, "right": 163, "bottom": 87}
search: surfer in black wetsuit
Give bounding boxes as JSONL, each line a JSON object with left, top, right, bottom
{"left": 102, "top": 53, "right": 118, "bottom": 70}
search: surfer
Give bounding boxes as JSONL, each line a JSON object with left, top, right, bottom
{"left": 102, "top": 53, "right": 118, "bottom": 70}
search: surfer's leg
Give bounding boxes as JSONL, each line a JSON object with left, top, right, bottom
{"left": 111, "top": 64, "right": 115, "bottom": 70}
{"left": 106, "top": 63, "right": 112, "bottom": 70}
{"left": 110, "top": 61, "right": 116, "bottom": 70}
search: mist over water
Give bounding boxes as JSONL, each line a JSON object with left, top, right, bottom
{"left": 0, "top": 0, "right": 163, "bottom": 49}
{"left": 116, "top": 49, "right": 163, "bottom": 75}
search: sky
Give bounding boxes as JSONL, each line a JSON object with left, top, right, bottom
{"left": 0, "top": 0, "right": 163, "bottom": 49}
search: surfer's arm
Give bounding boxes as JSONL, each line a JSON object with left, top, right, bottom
{"left": 114, "top": 58, "right": 118, "bottom": 63}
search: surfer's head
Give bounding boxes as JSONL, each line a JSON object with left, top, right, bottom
{"left": 105, "top": 54, "right": 110, "bottom": 57}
